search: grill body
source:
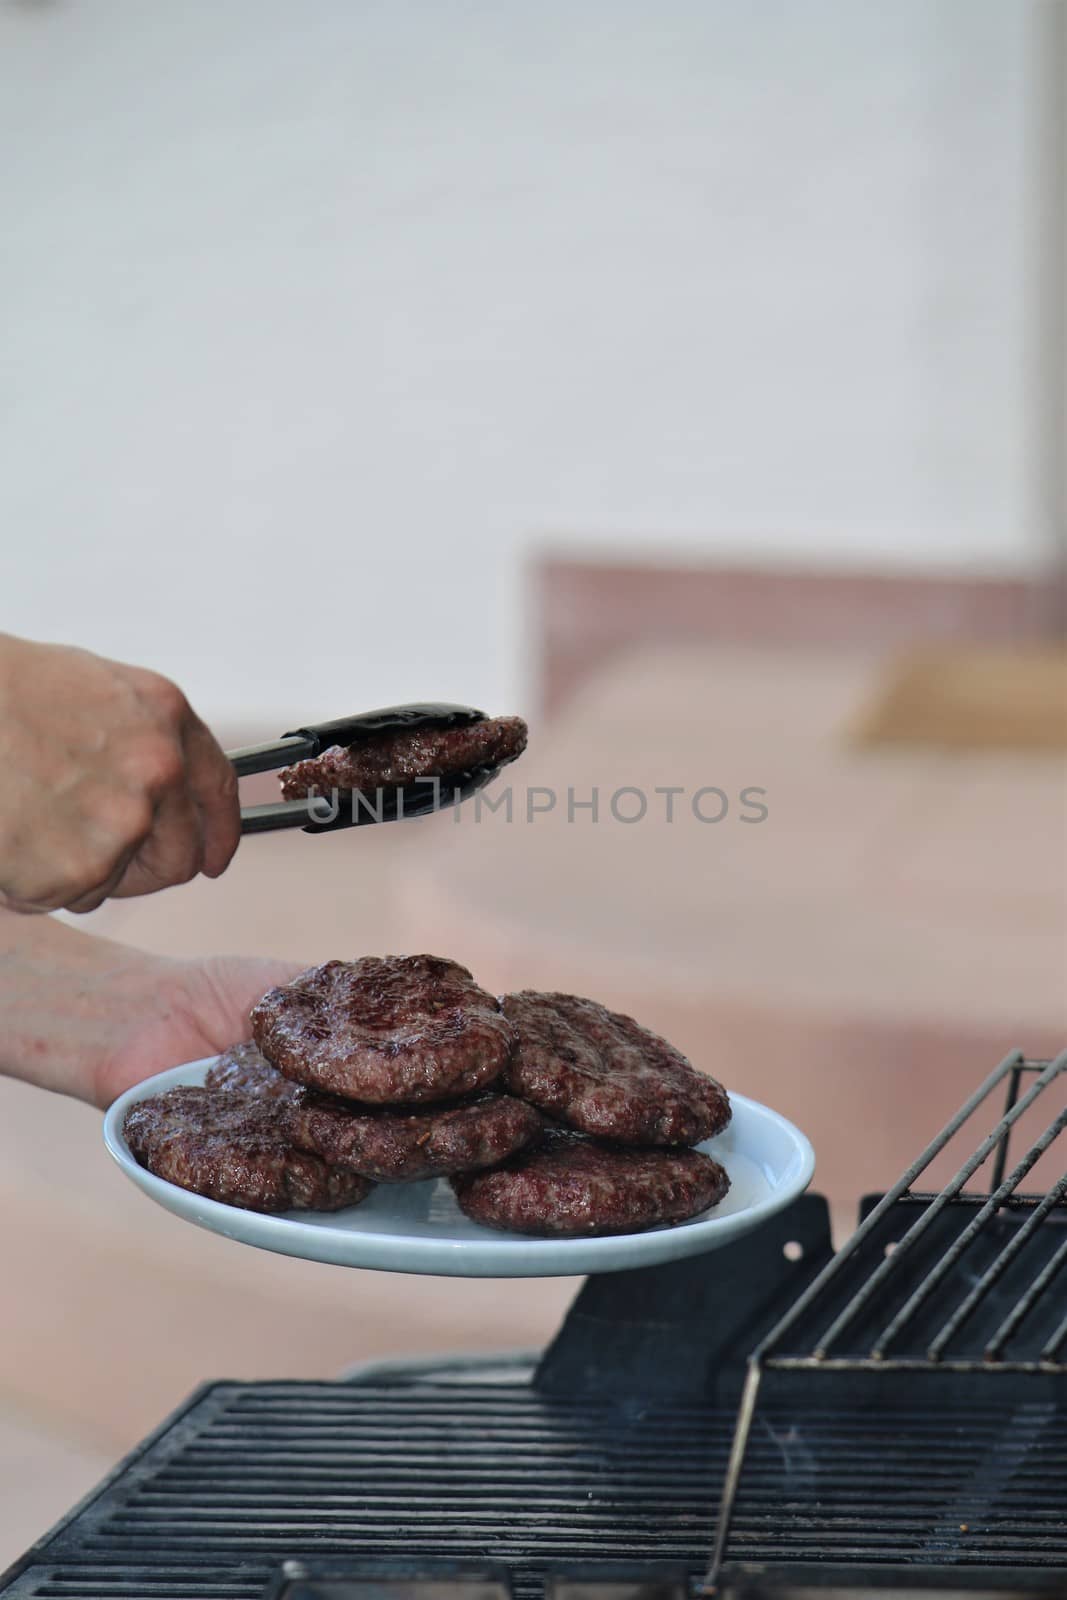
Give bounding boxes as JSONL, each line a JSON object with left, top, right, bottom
{"left": 4, "top": 1051, "right": 1066, "bottom": 1600}
{"left": 2, "top": 1370, "right": 1066, "bottom": 1600}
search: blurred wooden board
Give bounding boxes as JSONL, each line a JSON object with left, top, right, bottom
{"left": 850, "top": 646, "right": 1067, "bottom": 751}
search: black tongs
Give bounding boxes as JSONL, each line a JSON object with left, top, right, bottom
{"left": 229, "top": 703, "right": 497, "bottom": 835}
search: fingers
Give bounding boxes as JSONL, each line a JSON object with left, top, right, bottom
{"left": 100, "top": 676, "right": 239, "bottom": 903}
{"left": 109, "top": 782, "right": 206, "bottom": 901}
{"left": 0, "top": 888, "right": 58, "bottom": 915}
{"left": 129, "top": 674, "right": 240, "bottom": 881}
{"left": 66, "top": 721, "right": 222, "bottom": 910}
{"left": 0, "top": 643, "right": 241, "bottom": 912}
{"left": 64, "top": 865, "right": 134, "bottom": 914}
{"left": 182, "top": 712, "right": 241, "bottom": 880}
{"left": 13, "top": 794, "right": 153, "bottom": 914}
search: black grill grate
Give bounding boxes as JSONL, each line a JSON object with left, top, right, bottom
{"left": 3, "top": 1376, "right": 1067, "bottom": 1599}
{"left": 758, "top": 1054, "right": 1067, "bottom": 1375}
{"left": 708, "top": 1050, "right": 1067, "bottom": 1591}
{"left": 2, "top": 1382, "right": 727, "bottom": 1599}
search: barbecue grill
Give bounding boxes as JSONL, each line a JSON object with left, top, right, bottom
{"left": 3, "top": 1049, "right": 1065, "bottom": 1600}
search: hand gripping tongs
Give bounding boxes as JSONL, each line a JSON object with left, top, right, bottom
{"left": 229, "top": 702, "right": 499, "bottom": 835}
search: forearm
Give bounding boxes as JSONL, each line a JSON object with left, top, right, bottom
{"left": 0, "top": 908, "right": 174, "bottom": 1102}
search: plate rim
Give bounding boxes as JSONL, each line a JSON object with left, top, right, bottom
{"left": 103, "top": 1058, "right": 815, "bottom": 1277}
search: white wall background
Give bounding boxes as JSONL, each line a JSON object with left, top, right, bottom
{"left": 0, "top": 0, "right": 1060, "bottom": 723}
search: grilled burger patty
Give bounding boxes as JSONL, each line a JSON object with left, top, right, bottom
{"left": 279, "top": 715, "right": 527, "bottom": 799}
{"left": 123, "top": 1087, "right": 373, "bottom": 1213}
{"left": 289, "top": 1090, "right": 544, "bottom": 1182}
{"left": 251, "top": 955, "right": 515, "bottom": 1104}
{"left": 452, "top": 1130, "right": 730, "bottom": 1237}
{"left": 205, "top": 1041, "right": 305, "bottom": 1106}
{"left": 501, "top": 990, "right": 731, "bottom": 1146}
{"left": 206, "top": 1045, "right": 543, "bottom": 1182}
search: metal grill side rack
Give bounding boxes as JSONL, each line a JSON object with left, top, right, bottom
{"left": 705, "top": 1048, "right": 1067, "bottom": 1594}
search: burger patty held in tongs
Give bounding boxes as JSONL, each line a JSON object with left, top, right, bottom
{"left": 230, "top": 703, "right": 528, "bottom": 834}
{"left": 278, "top": 714, "right": 527, "bottom": 799}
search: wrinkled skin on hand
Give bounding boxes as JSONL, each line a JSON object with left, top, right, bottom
{"left": 92, "top": 951, "right": 307, "bottom": 1109}
{"left": 0, "top": 908, "right": 302, "bottom": 1107}
{"left": 0, "top": 633, "right": 241, "bottom": 915}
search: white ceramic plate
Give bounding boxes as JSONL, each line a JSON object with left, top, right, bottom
{"left": 104, "top": 1060, "right": 814, "bottom": 1278}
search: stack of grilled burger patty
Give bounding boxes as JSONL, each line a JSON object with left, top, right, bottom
{"left": 125, "top": 954, "right": 731, "bottom": 1236}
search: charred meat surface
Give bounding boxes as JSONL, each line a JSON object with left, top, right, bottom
{"left": 289, "top": 1090, "right": 543, "bottom": 1181}
{"left": 123, "top": 1087, "right": 372, "bottom": 1213}
{"left": 205, "top": 1045, "right": 539, "bottom": 1181}
{"left": 279, "top": 715, "right": 527, "bottom": 799}
{"left": 251, "top": 955, "right": 515, "bottom": 1104}
{"left": 501, "top": 990, "right": 731, "bottom": 1146}
{"left": 452, "top": 1129, "right": 730, "bottom": 1236}
{"left": 204, "top": 1041, "right": 306, "bottom": 1107}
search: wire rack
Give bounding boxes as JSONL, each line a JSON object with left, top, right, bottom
{"left": 705, "top": 1048, "right": 1067, "bottom": 1591}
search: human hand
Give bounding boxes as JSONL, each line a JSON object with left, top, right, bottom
{"left": 0, "top": 633, "right": 240, "bottom": 914}
{"left": 91, "top": 950, "right": 306, "bottom": 1109}
{"left": 0, "top": 907, "right": 302, "bottom": 1107}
